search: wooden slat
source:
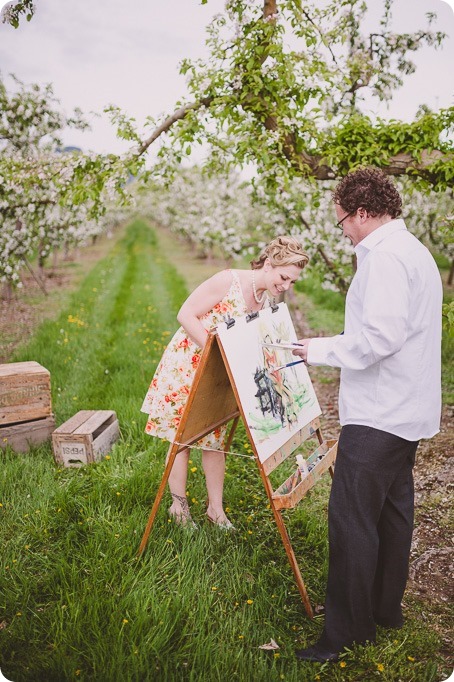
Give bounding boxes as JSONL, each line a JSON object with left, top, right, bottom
{"left": 261, "top": 417, "right": 321, "bottom": 475}
{"left": 176, "top": 411, "right": 240, "bottom": 448}
{"left": 54, "top": 439, "right": 88, "bottom": 467}
{"left": 73, "top": 410, "right": 115, "bottom": 436}
{"left": 52, "top": 410, "right": 95, "bottom": 435}
{"left": 0, "top": 361, "right": 49, "bottom": 377}
{"left": 90, "top": 419, "right": 120, "bottom": 462}
{"left": 0, "top": 415, "right": 55, "bottom": 453}
{"left": 0, "top": 362, "right": 52, "bottom": 425}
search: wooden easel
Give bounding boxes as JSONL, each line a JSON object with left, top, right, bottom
{"left": 138, "top": 330, "right": 337, "bottom": 618}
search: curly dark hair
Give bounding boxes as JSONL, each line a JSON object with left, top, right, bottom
{"left": 332, "top": 168, "right": 402, "bottom": 219}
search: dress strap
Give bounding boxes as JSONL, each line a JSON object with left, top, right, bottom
{"left": 228, "top": 269, "right": 243, "bottom": 298}
{"left": 229, "top": 269, "right": 240, "bottom": 285}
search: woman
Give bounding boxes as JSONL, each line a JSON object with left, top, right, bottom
{"left": 141, "top": 236, "right": 309, "bottom": 529}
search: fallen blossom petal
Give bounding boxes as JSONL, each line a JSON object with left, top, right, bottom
{"left": 259, "top": 638, "right": 280, "bottom": 650}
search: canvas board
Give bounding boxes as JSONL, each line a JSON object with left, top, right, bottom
{"left": 217, "top": 303, "right": 321, "bottom": 463}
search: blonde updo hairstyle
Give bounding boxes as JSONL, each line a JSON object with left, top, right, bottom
{"left": 250, "top": 236, "right": 309, "bottom": 271}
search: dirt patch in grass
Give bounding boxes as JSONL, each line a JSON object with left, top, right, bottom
{"left": 0, "top": 230, "right": 125, "bottom": 363}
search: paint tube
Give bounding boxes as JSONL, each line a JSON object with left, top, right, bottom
{"left": 296, "top": 454, "right": 309, "bottom": 478}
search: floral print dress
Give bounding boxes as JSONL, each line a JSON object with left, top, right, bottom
{"left": 141, "top": 270, "right": 264, "bottom": 449}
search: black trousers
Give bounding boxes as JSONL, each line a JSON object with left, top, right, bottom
{"left": 319, "top": 425, "right": 419, "bottom": 652}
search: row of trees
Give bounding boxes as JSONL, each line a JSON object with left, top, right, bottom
{"left": 138, "top": 165, "right": 453, "bottom": 293}
{"left": 1, "top": 0, "right": 453, "bottom": 295}
{"left": 0, "top": 76, "right": 133, "bottom": 292}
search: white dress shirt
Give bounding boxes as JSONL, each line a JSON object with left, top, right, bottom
{"left": 308, "top": 219, "right": 442, "bottom": 441}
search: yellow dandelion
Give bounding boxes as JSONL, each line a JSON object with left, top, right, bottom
{"left": 190, "top": 467, "right": 197, "bottom": 473}
{"left": 238, "top": 635, "right": 244, "bottom": 639}
{"left": 211, "top": 586, "right": 218, "bottom": 591}
{"left": 105, "top": 455, "right": 111, "bottom": 460}
{"left": 377, "top": 663, "right": 384, "bottom": 672}
{"left": 408, "top": 656, "right": 415, "bottom": 662}
{"left": 122, "top": 618, "right": 129, "bottom": 624}
{"left": 246, "top": 599, "right": 253, "bottom": 605}
{"left": 339, "top": 661, "right": 346, "bottom": 668}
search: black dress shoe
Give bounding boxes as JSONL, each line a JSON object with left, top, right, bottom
{"left": 295, "top": 645, "right": 339, "bottom": 662}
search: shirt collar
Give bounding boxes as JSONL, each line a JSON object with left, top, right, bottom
{"left": 355, "top": 218, "right": 407, "bottom": 264}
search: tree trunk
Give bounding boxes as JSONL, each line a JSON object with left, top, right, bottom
{"left": 1, "top": 281, "right": 14, "bottom": 302}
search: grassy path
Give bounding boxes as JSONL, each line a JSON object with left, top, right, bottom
{"left": 0, "top": 220, "right": 449, "bottom": 682}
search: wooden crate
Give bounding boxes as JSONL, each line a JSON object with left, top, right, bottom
{"left": 52, "top": 410, "right": 120, "bottom": 467}
{"left": 0, "top": 415, "right": 56, "bottom": 453}
{"left": 0, "top": 361, "right": 52, "bottom": 426}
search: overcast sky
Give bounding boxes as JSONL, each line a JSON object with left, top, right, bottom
{"left": 0, "top": 0, "right": 453, "bottom": 158}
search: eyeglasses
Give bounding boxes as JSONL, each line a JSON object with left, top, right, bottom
{"left": 336, "top": 211, "right": 355, "bottom": 229}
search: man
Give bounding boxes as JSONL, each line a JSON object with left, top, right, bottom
{"left": 293, "top": 168, "right": 442, "bottom": 662}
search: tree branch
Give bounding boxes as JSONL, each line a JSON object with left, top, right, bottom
{"left": 316, "top": 245, "right": 348, "bottom": 294}
{"left": 136, "top": 97, "right": 213, "bottom": 156}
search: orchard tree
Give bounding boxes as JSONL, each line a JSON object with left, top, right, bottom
{"left": 138, "top": 165, "right": 453, "bottom": 293}
{"left": 131, "top": 0, "right": 452, "bottom": 187}
{"left": 116, "top": 0, "right": 453, "bottom": 286}
{"left": 0, "top": 75, "right": 134, "bottom": 292}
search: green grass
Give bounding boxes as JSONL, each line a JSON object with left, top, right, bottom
{"left": 294, "top": 274, "right": 345, "bottom": 336}
{"left": 0, "top": 220, "right": 451, "bottom": 682}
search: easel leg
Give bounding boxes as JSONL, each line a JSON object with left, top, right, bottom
{"left": 137, "top": 442, "right": 180, "bottom": 556}
{"left": 272, "top": 506, "right": 314, "bottom": 618}
{"left": 223, "top": 416, "right": 239, "bottom": 461}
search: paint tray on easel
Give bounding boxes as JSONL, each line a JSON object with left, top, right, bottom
{"left": 272, "top": 439, "right": 337, "bottom": 510}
